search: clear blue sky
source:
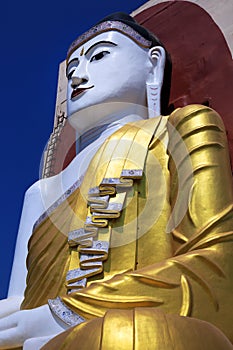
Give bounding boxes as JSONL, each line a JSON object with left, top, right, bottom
{"left": 1, "top": 0, "right": 147, "bottom": 299}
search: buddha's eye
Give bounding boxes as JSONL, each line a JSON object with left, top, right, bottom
{"left": 66, "top": 58, "right": 79, "bottom": 80}
{"left": 90, "top": 51, "right": 110, "bottom": 62}
{"left": 67, "top": 70, "right": 75, "bottom": 80}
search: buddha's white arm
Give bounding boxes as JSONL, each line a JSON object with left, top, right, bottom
{"left": 8, "top": 181, "right": 47, "bottom": 297}
{"left": 5, "top": 150, "right": 88, "bottom": 306}
{"left": 0, "top": 180, "right": 50, "bottom": 319}
{"left": 1, "top": 177, "right": 68, "bottom": 320}
{"left": 0, "top": 180, "right": 53, "bottom": 319}
{"left": 7, "top": 150, "right": 87, "bottom": 298}
{"left": 0, "top": 176, "right": 73, "bottom": 347}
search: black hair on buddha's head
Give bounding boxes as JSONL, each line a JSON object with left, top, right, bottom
{"left": 97, "top": 12, "right": 172, "bottom": 115}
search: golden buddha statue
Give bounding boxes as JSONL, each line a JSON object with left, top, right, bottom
{"left": 0, "top": 12, "right": 232, "bottom": 350}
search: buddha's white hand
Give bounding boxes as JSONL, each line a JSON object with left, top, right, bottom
{"left": 0, "top": 296, "right": 23, "bottom": 319}
{"left": 0, "top": 304, "right": 68, "bottom": 349}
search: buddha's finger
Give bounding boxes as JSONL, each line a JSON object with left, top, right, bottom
{"left": 0, "top": 327, "right": 22, "bottom": 348}
{"left": 0, "top": 313, "right": 17, "bottom": 331}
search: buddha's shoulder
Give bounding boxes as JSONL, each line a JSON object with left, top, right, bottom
{"left": 168, "top": 104, "right": 224, "bottom": 130}
{"left": 114, "top": 105, "right": 224, "bottom": 140}
{"left": 127, "top": 105, "right": 222, "bottom": 129}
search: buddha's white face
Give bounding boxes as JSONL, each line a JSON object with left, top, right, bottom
{"left": 66, "top": 31, "right": 153, "bottom": 120}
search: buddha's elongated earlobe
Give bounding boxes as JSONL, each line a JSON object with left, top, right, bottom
{"left": 146, "top": 46, "right": 166, "bottom": 118}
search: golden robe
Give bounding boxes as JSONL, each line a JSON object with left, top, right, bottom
{"left": 21, "top": 105, "right": 233, "bottom": 349}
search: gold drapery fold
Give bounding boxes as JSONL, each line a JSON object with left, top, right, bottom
{"left": 41, "top": 309, "right": 233, "bottom": 350}
{"left": 21, "top": 187, "right": 83, "bottom": 309}
{"left": 61, "top": 106, "right": 233, "bottom": 344}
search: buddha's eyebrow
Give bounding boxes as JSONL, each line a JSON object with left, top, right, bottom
{"left": 66, "top": 58, "right": 79, "bottom": 76}
{"left": 67, "top": 58, "right": 79, "bottom": 67}
{"left": 85, "top": 41, "right": 117, "bottom": 55}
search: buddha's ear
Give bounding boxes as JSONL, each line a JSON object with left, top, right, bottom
{"left": 148, "top": 46, "right": 166, "bottom": 85}
{"left": 146, "top": 46, "right": 166, "bottom": 117}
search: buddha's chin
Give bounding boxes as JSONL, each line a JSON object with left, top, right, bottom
{"left": 68, "top": 101, "right": 148, "bottom": 135}
{"left": 67, "top": 102, "right": 122, "bottom": 133}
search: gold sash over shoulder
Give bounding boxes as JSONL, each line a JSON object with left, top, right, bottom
{"left": 22, "top": 105, "right": 233, "bottom": 348}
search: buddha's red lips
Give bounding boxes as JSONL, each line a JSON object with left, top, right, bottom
{"left": 71, "top": 85, "right": 94, "bottom": 99}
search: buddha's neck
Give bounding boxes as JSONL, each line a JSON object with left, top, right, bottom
{"left": 78, "top": 123, "right": 109, "bottom": 153}
{"left": 69, "top": 102, "right": 149, "bottom": 151}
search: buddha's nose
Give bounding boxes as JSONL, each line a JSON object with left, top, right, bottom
{"left": 71, "top": 76, "right": 88, "bottom": 89}
{"left": 71, "top": 61, "right": 89, "bottom": 89}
